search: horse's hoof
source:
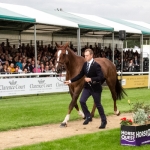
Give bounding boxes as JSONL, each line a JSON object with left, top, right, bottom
{"left": 60, "top": 122, "right": 67, "bottom": 127}
{"left": 117, "top": 111, "right": 120, "bottom": 116}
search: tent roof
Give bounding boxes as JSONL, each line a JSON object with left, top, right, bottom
{"left": 44, "top": 11, "right": 114, "bottom": 31}
{"left": 0, "top": 3, "right": 114, "bottom": 35}
{"left": 1, "top": 2, "right": 150, "bottom": 37}
{"left": 0, "top": 7, "right": 35, "bottom": 23}
{"left": 70, "top": 13, "right": 142, "bottom": 34}
{"left": 108, "top": 18, "right": 150, "bottom": 35}
{"left": 0, "top": 3, "right": 78, "bottom": 28}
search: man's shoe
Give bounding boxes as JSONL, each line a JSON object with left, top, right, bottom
{"left": 99, "top": 121, "right": 107, "bottom": 129}
{"left": 83, "top": 117, "right": 92, "bottom": 125}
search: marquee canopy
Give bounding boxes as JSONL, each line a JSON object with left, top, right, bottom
{"left": 1, "top": 2, "right": 150, "bottom": 37}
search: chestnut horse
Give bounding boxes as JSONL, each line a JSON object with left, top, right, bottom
{"left": 55, "top": 43, "right": 126, "bottom": 127}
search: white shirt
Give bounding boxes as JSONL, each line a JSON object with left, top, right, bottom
{"left": 87, "top": 58, "right": 94, "bottom": 69}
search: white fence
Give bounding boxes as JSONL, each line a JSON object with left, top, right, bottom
{"left": 0, "top": 72, "right": 149, "bottom": 97}
{"left": 0, "top": 73, "right": 69, "bottom": 97}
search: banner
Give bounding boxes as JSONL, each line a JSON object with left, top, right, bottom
{"left": 0, "top": 77, "right": 69, "bottom": 96}
{"left": 118, "top": 75, "right": 148, "bottom": 88}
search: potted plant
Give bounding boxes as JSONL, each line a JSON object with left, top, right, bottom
{"left": 120, "top": 100, "right": 150, "bottom": 146}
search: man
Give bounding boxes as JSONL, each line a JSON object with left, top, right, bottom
{"left": 64, "top": 49, "right": 107, "bottom": 129}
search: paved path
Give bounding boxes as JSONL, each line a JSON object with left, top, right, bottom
{"left": 0, "top": 113, "right": 132, "bottom": 150}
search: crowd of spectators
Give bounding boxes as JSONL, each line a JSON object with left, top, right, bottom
{"left": 0, "top": 42, "right": 57, "bottom": 76}
{"left": 81, "top": 44, "right": 144, "bottom": 72}
{"left": 0, "top": 41, "right": 148, "bottom": 76}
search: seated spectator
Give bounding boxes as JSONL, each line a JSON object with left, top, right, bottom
{"left": 22, "top": 58, "right": 27, "bottom": 69}
{"left": 49, "top": 60, "right": 54, "bottom": 70}
{"left": 16, "top": 59, "right": 23, "bottom": 70}
{"left": 40, "top": 63, "right": 45, "bottom": 73}
{"left": 0, "top": 64, "right": 7, "bottom": 74}
{"left": 8, "top": 63, "right": 15, "bottom": 73}
{"left": 45, "top": 65, "right": 50, "bottom": 73}
{"left": 24, "top": 62, "right": 31, "bottom": 73}
{"left": 128, "top": 59, "right": 134, "bottom": 72}
{"left": 0, "top": 61, "right": 3, "bottom": 71}
{"left": 5, "top": 60, "right": 9, "bottom": 68}
{"left": 33, "top": 67, "right": 41, "bottom": 73}
{"left": 29, "top": 60, "right": 35, "bottom": 73}
{"left": 15, "top": 66, "right": 23, "bottom": 74}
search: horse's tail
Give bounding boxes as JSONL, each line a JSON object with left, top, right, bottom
{"left": 115, "top": 75, "right": 127, "bottom": 100}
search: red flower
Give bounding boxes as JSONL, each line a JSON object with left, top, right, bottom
{"left": 121, "top": 117, "right": 126, "bottom": 121}
{"left": 128, "top": 119, "right": 132, "bottom": 123}
{"left": 120, "top": 117, "right": 133, "bottom": 126}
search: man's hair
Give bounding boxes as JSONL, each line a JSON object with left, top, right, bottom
{"left": 85, "top": 49, "right": 93, "bottom": 55}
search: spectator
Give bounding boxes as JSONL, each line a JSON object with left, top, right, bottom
{"left": 128, "top": 59, "right": 134, "bottom": 72}
{"left": 16, "top": 59, "right": 23, "bottom": 70}
{"left": 8, "top": 63, "right": 15, "bottom": 73}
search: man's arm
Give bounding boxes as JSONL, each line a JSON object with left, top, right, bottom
{"left": 64, "top": 63, "right": 85, "bottom": 85}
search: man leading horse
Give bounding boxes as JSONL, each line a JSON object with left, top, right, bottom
{"left": 65, "top": 49, "right": 107, "bottom": 129}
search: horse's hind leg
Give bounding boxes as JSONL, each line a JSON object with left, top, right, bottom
{"left": 90, "top": 103, "right": 96, "bottom": 118}
{"left": 106, "top": 78, "right": 120, "bottom": 116}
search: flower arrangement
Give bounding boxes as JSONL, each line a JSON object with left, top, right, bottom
{"left": 120, "top": 117, "right": 133, "bottom": 125}
{"left": 120, "top": 100, "right": 150, "bottom": 126}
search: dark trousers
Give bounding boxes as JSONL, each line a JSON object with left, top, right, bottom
{"left": 80, "top": 88, "right": 106, "bottom": 122}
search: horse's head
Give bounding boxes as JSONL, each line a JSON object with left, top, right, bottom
{"left": 55, "top": 42, "right": 69, "bottom": 73}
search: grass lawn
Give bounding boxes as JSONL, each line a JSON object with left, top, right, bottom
{"left": 7, "top": 128, "right": 150, "bottom": 150}
{"left": 0, "top": 88, "right": 150, "bottom": 131}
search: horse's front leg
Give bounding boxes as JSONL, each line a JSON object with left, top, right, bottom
{"left": 60, "top": 93, "right": 84, "bottom": 127}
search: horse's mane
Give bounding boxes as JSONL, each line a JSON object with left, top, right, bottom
{"left": 65, "top": 47, "right": 85, "bottom": 78}
{"left": 66, "top": 47, "right": 84, "bottom": 60}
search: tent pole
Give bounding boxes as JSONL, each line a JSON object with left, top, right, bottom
{"left": 140, "top": 34, "right": 143, "bottom": 72}
{"left": 52, "top": 32, "right": 54, "bottom": 47}
{"left": 148, "top": 36, "right": 150, "bottom": 89}
{"left": 112, "top": 32, "right": 114, "bottom": 64}
{"left": 126, "top": 41, "right": 127, "bottom": 48}
{"left": 18, "top": 31, "right": 21, "bottom": 47}
{"left": 121, "top": 40, "right": 124, "bottom": 86}
{"left": 77, "top": 28, "right": 81, "bottom": 56}
{"left": 34, "top": 24, "right": 37, "bottom": 73}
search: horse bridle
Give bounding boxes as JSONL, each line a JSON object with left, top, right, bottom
{"left": 55, "top": 49, "right": 68, "bottom": 82}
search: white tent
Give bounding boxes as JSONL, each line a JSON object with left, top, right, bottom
{"left": 70, "top": 13, "right": 142, "bottom": 34}
{"left": 0, "top": 3, "right": 78, "bottom": 28}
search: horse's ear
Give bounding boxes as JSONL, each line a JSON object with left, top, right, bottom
{"left": 55, "top": 42, "right": 60, "bottom": 48}
{"left": 64, "top": 42, "right": 69, "bottom": 49}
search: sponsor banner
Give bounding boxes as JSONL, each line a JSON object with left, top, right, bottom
{"left": 121, "top": 124, "right": 150, "bottom": 146}
{"left": 0, "top": 77, "right": 69, "bottom": 96}
{"left": 118, "top": 75, "right": 148, "bottom": 88}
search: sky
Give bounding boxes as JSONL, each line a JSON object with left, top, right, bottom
{"left": 0, "top": 0, "right": 150, "bottom": 23}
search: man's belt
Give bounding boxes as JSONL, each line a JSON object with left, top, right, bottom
{"left": 92, "top": 81, "right": 100, "bottom": 84}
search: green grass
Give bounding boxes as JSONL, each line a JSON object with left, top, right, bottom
{"left": 0, "top": 88, "right": 150, "bottom": 131}
{"left": 7, "top": 128, "right": 150, "bottom": 150}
